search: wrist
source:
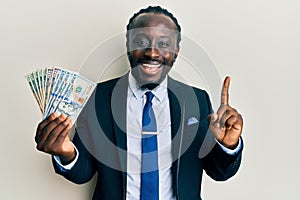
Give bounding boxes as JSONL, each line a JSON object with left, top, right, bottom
{"left": 59, "top": 149, "right": 76, "bottom": 165}
{"left": 219, "top": 140, "right": 239, "bottom": 150}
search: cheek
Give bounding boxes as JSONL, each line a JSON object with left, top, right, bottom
{"left": 128, "top": 51, "right": 139, "bottom": 67}
{"left": 162, "top": 52, "right": 176, "bottom": 64}
{"left": 131, "top": 50, "right": 143, "bottom": 60}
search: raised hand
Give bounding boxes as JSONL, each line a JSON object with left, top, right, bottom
{"left": 35, "top": 113, "right": 75, "bottom": 164}
{"left": 209, "top": 76, "right": 243, "bottom": 149}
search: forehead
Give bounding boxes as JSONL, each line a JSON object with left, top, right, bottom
{"left": 130, "top": 13, "right": 177, "bottom": 31}
{"left": 129, "top": 13, "right": 178, "bottom": 39}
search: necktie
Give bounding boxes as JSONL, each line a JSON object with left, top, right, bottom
{"left": 140, "top": 91, "right": 159, "bottom": 200}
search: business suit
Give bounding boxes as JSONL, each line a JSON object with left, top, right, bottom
{"left": 54, "top": 73, "right": 242, "bottom": 200}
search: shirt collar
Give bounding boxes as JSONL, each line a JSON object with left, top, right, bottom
{"left": 128, "top": 71, "right": 168, "bottom": 102}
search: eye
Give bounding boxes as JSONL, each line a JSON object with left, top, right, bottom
{"left": 135, "top": 39, "right": 149, "bottom": 48}
{"left": 158, "top": 41, "right": 170, "bottom": 48}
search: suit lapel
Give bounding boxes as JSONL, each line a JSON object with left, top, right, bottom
{"left": 111, "top": 73, "right": 129, "bottom": 197}
{"left": 168, "top": 78, "right": 182, "bottom": 140}
{"left": 168, "top": 77, "right": 185, "bottom": 197}
{"left": 111, "top": 74, "right": 128, "bottom": 152}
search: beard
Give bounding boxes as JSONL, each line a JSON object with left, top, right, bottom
{"left": 129, "top": 57, "right": 172, "bottom": 90}
{"left": 131, "top": 64, "right": 171, "bottom": 90}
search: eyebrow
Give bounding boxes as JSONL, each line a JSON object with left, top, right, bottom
{"left": 133, "top": 33, "right": 172, "bottom": 39}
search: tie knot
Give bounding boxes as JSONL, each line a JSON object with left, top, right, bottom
{"left": 145, "top": 91, "right": 154, "bottom": 103}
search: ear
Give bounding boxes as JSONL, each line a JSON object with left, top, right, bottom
{"left": 126, "top": 40, "right": 130, "bottom": 56}
{"left": 174, "top": 46, "right": 179, "bottom": 59}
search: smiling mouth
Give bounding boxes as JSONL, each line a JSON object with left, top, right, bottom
{"left": 141, "top": 63, "right": 162, "bottom": 72}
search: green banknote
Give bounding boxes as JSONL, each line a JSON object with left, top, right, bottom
{"left": 25, "top": 67, "right": 96, "bottom": 124}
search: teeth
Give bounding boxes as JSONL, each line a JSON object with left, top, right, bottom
{"left": 142, "top": 64, "right": 161, "bottom": 68}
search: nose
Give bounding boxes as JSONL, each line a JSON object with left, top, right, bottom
{"left": 143, "top": 47, "right": 160, "bottom": 59}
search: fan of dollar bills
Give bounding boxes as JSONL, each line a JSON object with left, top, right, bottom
{"left": 25, "top": 67, "right": 96, "bottom": 124}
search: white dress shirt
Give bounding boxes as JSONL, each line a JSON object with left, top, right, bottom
{"left": 126, "top": 73, "right": 175, "bottom": 200}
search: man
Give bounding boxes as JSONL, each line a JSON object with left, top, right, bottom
{"left": 35, "top": 6, "right": 243, "bottom": 200}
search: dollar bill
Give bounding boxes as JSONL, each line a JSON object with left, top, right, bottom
{"left": 41, "top": 68, "right": 47, "bottom": 110}
{"left": 25, "top": 74, "right": 43, "bottom": 113}
{"left": 45, "top": 69, "right": 76, "bottom": 118}
{"left": 50, "top": 74, "right": 96, "bottom": 123}
{"left": 44, "top": 67, "right": 53, "bottom": 111}
{"left": 46, "top": 67, "right": 61, "bottom": 110}
{"left": 38, "top": 69, "right": 45, "bottom": 111}
{"left": 34, "top": 70, "right": 42, "bottom": 107}
{"left": 26, "top": 67, "right": 96, "bottom": 125}
{"left": 44, "top": 68, "right": 69, "bottom": 117}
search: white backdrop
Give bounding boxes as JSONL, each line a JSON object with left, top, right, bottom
{"left": 1, "top": 0, "right": 299, "bottom": 199}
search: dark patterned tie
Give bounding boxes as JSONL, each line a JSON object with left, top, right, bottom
{"left": 140, "top": 91, "right": 159, "bottom": 200}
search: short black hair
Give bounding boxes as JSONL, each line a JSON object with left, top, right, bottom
{"left": 126, "top": 6, "right": 182, "bottom": 44}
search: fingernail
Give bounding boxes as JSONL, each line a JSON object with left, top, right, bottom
{"left": 63, "top": 118, "right": 72, "bottom": 125}
{"left": 60, "top": 114, "right": 66, "bottom": 119}
{"left": 212, "top": 113, "right": 218, "bottom": 121}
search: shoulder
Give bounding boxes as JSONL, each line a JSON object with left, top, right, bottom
{"left": 95, "top": 73, "right": 129, "bottom": 93}
{"left": 168, "top": 77, "right": 213, "bottom": 115}
{"left": 168, "top": 77, "right": 210, "bottom": 99}
{"left": 96, "top": 76, "right": 122, "bottom": 91}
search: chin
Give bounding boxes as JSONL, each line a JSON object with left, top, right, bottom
{"left": 131, "top": 63, "right": 171, "bottom": 87}
{"left": 138, "top": 76, "right": 161, "bottom": 86}
{"left": 138, "top": 70, "right": 165, "bottom": 85}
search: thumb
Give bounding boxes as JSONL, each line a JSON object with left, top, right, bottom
{"left": 209, "top": 113, "right": 218, "bottom": 124}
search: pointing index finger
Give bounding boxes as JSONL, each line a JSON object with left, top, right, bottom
{"left": 221, "top": 76, "right": 231, "bottom": 105}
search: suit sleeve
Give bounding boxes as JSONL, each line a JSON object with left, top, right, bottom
{"left": 203, "top": 138, "right": 243, "bottom": 181}
{"left": 201, "top": 90, "right": 243, "bottom": 181}
{"left": 52, "top": 91, "right": 98, "bottom": 184}
{"left": 52, "top": 132, "right": 97, "bottom": 184}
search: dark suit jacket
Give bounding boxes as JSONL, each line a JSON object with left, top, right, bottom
{"left": 54, "top": 74, "right": 243, "bottom": 200}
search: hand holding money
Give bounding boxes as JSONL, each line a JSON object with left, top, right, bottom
{"left": 35, "top": 113, "right": 76, "bottom": 164}
{"left": 26, "top": 67, "right": 96, "bottom": 161}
